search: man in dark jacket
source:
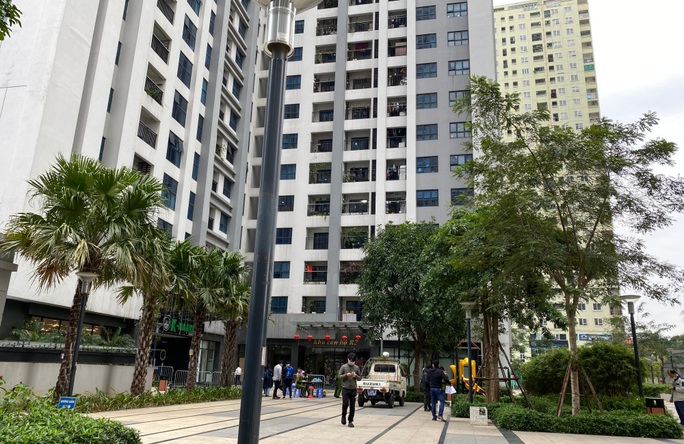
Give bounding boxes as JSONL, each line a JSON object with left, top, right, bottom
{"left": 338, "top": 352, "right": 362, "bottom": 428}
{"left": 426, "top": 360, "right": 453, "bottom": 422}
{"left": 420, "top": 367, "right": 430, "bottom": 411}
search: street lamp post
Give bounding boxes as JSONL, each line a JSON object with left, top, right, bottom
{"left": 237, "top": 0, "right": 321, "bottom": 442}
{"left": 67, "top": 271, "right": 98, "bottom": 397}
{"left": 460, "top": 301, "right": 476, "bottom": 404}
{"left": 621, "top": 294, "right": 643, "bottom": 398}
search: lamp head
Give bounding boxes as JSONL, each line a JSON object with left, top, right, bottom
{"left": 460, "top": 301, "right": 476, "bottom": 320}
{"left": 75, "top": 271, "right": 98, "bottom": 294}
{"left": 620, "top": 294, "right": 640, "bottom": 315}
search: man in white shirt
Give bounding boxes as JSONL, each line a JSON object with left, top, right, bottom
{"left": 234, "top": 366, "right": 242, "bottom": 386}
{"left": 272, "top": 360, "right": 284, "bottom": 399}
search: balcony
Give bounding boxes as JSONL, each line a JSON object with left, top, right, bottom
{"left": 311, "top": 139, "right": 333, "bottom": 153}
{"left": 388, "top": 14, "right": 407, "bottom": 29}
{"left": 343, "top": 167, "right": 369, "bottom": 182}
{"left": 318, "top": 0, "right": 338, "bottom": 9}
{"left": 315, "top": 50, "right": 336, "bottom": 64}
{"left": 341, "top": 230, "right": 367, "bottom": 249}
{"left": 387, "top": 101, "right": 407, "bottom": 117}
{"left": 341, "top": 200, "right": 369, "bottom": 215}
{"left": 302, "top": 297, "right": 327, "bottom": 314}
{"left": 304, "top": 266, "right": 327, "bottom": 284}
{"left": 345, "top": 137, "right": 369, "bottom": 151}
{"left": 349, "top": 0, "right": 372, "bottom": 5}
{"left": 151, "top": 34, "right": 170, "bottom": 63}
{"left": 144, "top": 77, "right": 163, "bottom": 104}
{"left": 314, "top": 75, "right": 335, "bottom": 93}
{"left": 316, "top": 20, "right": 337, "bottom": 36}
{"left": 346, "top": 77, "right": 371, "bottom": 90}
{"left": 346, "top": 105, "right": 371, "bottom": 120}
{"left": 388, "top": 40, "right": 407, "bottom": 57}
{"left": 348, "top": 19, "right": 373, "bottom": 33}
{"left": 385, "top": 199, "right": 406, "bottom": 214}
{"left": 137, "top": 121, "right": 158, "bottom": 148}
{"left": 347, "top": 46, "right": 372, "bottom": 61}
{"left": 306, "top": 233, "right": 329, "bottom": 249}
{"left": 313, "top": 109, "right": 334, "bottom": 122}
{"left": 385, "top": 163, "right": 406, "bottom": 181}
{"left": 309, "top": 168, "right": 332, "bottom": 184}
{"left": 308, "top": 201, "right": 331, "bottom": 216}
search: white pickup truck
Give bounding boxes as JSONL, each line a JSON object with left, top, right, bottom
{"left": 356, "top": 356, "right": 407, "bottom": 408}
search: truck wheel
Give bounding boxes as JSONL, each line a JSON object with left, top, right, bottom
{"left": 386, "top": 393, "right": 394, "bottom": 408}
{"left": 398, "top": 394, "right": 405, "bottom": 406}
{"left": 358, "top": 396, "right": 365, "bottom": 407}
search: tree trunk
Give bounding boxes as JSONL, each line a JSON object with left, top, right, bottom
{"left": 219, "top": 319, "right": 240, "bottom": 386}
{"left": 130, "top": 295, "right": 157, "bottom": 395}
{"left": 413, "top": 332, "right": 423, "bottom": 392}
{"left": 566, "top": 308, "right": 581, "bottom": 415}
{"left": 53, "top": 284, "right": 82, "bottom": 400}
{"left": 186, "top": 309, "right": 206, "bottom": 390}
{"left": 483, "top": 310, "right": 501, "bottom": 403}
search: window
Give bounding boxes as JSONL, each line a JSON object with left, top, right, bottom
{"left": 157, "top": 218, "right": 173, "bottom": 235}
{"left": 219, "top": 212, "right": 229, "bottom": 233}
{"left": 232, "top": 81, "right": 242, "bottom": 99}
{"left": 592, "top": 303, "right": 602, "bottom": 311}
{"left": 196, "top": 115, "right": 203, "bottom": 141}
{"left": 578, "top": 318, "right": 588, "bottom": 325}
{"left": 229, "top": 111, "right": 238, "bottom": 131}
{"left": 290, "top": 47, "right": 303, "bottom": 61}
{"left": 286, "top": 75, "right": 301, "bottom": 90}
{"left": 235, "top": 50, "right": 245, "bottom": 68}
{"left": 449, "top": 90, "right": 469, "bottom": 107}
{"left": 282, "top": 134, "right": 298, "bottom": 149}
{"left": 123, "top": 0, "right": 129, "bottom": 20}
{"left": 594, "top": 318, "right": 603, "bottom": 326}
{"left": 205, "top": 44, "right": 212, "bottom": 69}
{"left": 416, "top": 93, "right": 437, "bottom": 109}
{"left": 417, "top": 190, "right": 439, "bottom": 207}
{"left": 450, "top": 154, "right": 473, "bottom": 170}
{"left": 416, "top": 34, "right": 437, "bottom": 49}
{"left": 187, "top": 192, "right": 195, "bottom": 220}
{"left": 448, "top": 60, "right": 470, "bottom": 76}
{"left": 416, "top": 124, "right": 438, "bottom": 141}
{"left": 182, "top": 15, "right": 197, "bottom": 51}
{"left": 294, "top": 20, "right": 304, "bottom": 34}
{"left": 416, "top": 156, "right": 438, "bottom": 173}
{"left": 192, "top": 153, "right": 200, "bottom": 180}
{"left": 280, "top": 164, "right": 296, "bottom": 180}
{"left": 276, "top": 228, "right": 293, "bottom": 244}
{"left": 449, "top": 122, "right": 469, "bottom": 138}
{"left": 172, "top": 91, "right": 188, "bottom": 126}
{"left": 166, "top": 132, "right": 184, "bottom": 167}
{"left": 107, "top": 88, "right": 114, "bottom": 113}
{"left": 188, "top": 0, "right": 201, "bottom": 14}
{"left": 162, "top": 174, "right": 178, "bottom": 210}
{"left": 447, "top": 30, "right": 468, "bottom": 46}
{"left": 313, "top": 232, "right": 329, "bottom": 249}
{"left": 278, "top": 195, "right": 294, "bottom": 211}
{"left": 222, "top": 179, "right": 233, "bottom": 198}
{"left": 273, "top": 262, "right": 290, "bottom": 279}
{"left": 271, "top": 296, "right": 288, "bottom": 313}
{"left": 575, "top": 123, "right": 584, "bottom": 130}
{"left": 115, "top": 42, "right": 122, "bottom": 65}
{"left": 574, "top": 110, "right": 583, "bottom": 117}
{"left": 416, "top": 5, "right": 436, "bottom": 20}
{"left": 209, "top": 11, "right": 216, "bottom": 35}
{"left": 284, "top": 104, "right": 300, "bottom": 119}
{"left": 201, "top": 79, "right": 208, "bottom": 105}
{"left": 451, "top": 187, "right": 473, "bottom": 204}
{"left": 578, "top": 302, "right": 586, "bottom": 311}
{"left": 177, "top": 52, "right": 193, "bottom": 87}
{"left": 447, "top": 2, "right": 467, "bottom": 17}
{"left": 416, "top": 63, "right": 437, "bottom": 79}
{"left": 99, "top": 137, "right": 106, "bottom": 161}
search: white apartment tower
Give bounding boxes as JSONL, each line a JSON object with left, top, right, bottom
{"left": 242, "top": 0, "right": 496, "bottom": 368}
{"left": 0, "top": 0, "right": 260, "bottom": 372}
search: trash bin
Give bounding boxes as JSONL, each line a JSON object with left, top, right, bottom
{"left": 645, "top": 397, "right": 665, "bottom": 415}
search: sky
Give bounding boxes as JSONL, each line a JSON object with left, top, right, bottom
{"left": 493, "top": 0, "right": 684, "bottom": 335}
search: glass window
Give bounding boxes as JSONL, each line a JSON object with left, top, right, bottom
{"left": 416, "top": 34, "right": 437, "bottom": 49}
{"left": 188, "top": 0, "right": 201, "bottom": 15}
{"left": 450, "top": 187, "right": 474, "bottom": 204}
{"left": 294, "top": 20, "right": 304, "bottom": 34}
{"left": 192, "top": 153, "right": 200, "bottom": 180}
{"left": 235, "top": 50, "right": 245, "bottom": 68}
{"left": 417, "top": 189, "right": 439, "bottom": 207}
{"left": 222, "top": 179, "right": 233, "bottom": 198}
{"left": 449, "top": 153, "right": 473, "bottom": 171}
{"left": 271, "top": 296, "right": 288, "bottom": 313}
{"left": 449, "top": 122, "right": 470, "bottom": 138}
{"left": 278, "top": 195, "right": 295, "bottom": 211}
{"left": 284, "top": 104, "right": 300, "bottom": 119}
{"left": 416, "top": 93, "right": 437, "bottom": 109}
{"left": 172, "top": 91, "right": 188, "bottom": 126}
{"left": 416, "top": 156, "right": 438, "bottom": 173}
{"left": 182, "top": 15, "right": 197, "bottom": 51}
{"left": 162, "top": 174, "right": 178, "bottom": 210}
{"left": 201, "top": 79, "right": 208, "bottom": 104}
{"left": 280, "top": 164, "right": 296, "bottom": 180}
{"left": 177, "top": 52, "right": 193, "bottom": 87}
{"left": 276, "top": 228, "right": 293, "bottom": 244}
{"left": 286, "top": 75, "right": 301, "bottom": 90}
{"left": 416, "top": 5, "right": 436, "bottom": 20}
{"left": 448, "top": 59, "right": 470, "bottom": 76}
{"left": 273, "top": 262, "right": 290, "bottom": 279}
{"left": 447, "top": 2, "right": 467, "bottom": 17}
{"left": 232, "top": 81, "right": 242, "bottom": 99}
{"left": 196, "top": 115, "right": 204, "bottom": 141}
{"left": 107, "top": 88, "right": 114, "bottom": 113}
{"left": 447, "top": 30, "right": 469, "bottom": 46}
{"left": 282, "top": 133, "right": 298, "bottom": 149}
{"left": 219, "top": 212, "right": 230, "bottom": 233}
{"left": 209, "top": 11, "right": 216, "bottom": 35}
{"left": 416, "top": 63, "right": 437, "bottom": 79}
{"left": 166, "top": 131, "right": 184, "bottom": 167}
{"left": 187, "top": 192, "right": 195, "bottom": 220}
{"left": 158, "top": 218, "right": 172, "bottom": 235}
{"left": 229, "top": 111, "right": 239, "bottom": 131}
{"left": 449, "top": 90, "right": 469, "bottom": 107}
{"left": 115, "top": 42, "right": 122, "bottom": 65}
{"left": 205, "top": 44, "right": 212, "bottom": 69}
{"left": 290, "top": 47, "right": 303, "bottom": 61}
{"left": 416, "top": 124, "right": 438, "bottom": 141}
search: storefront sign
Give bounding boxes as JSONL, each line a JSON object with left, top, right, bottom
{"left": 578, "top": 333, "right": 612, "bottom": 342}
{"left": 162, "top": 315, "right": 194, "bottom": 336}
{"left": 311, "top": 339, "right": 361, "bottom": 347}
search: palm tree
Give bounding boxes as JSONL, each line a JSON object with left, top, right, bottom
{"left": 0, "top": 155, "right": 164, "bottom": 399}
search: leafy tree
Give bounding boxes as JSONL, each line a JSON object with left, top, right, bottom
{"left": 217, "top": 273, "right": 250, "bottom": 387}
{"left": 454, "top": 76, "right": 684, "bottom": 413}
{"left": 0, "top": 155, "right": 165, "bottom": 399}
{"left": 0, "top": 0, "right": 21, "bottom": 40}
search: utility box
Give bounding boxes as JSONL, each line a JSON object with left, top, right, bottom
{"left": 469, "top": 406, "right": 488, "bottom": 425}
{"left": 645, "top": 397, "right": 665, "bottom": 415}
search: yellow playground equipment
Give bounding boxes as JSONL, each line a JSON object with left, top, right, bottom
{"left": 450, "top": 358, "right": 485, "bottom": 396}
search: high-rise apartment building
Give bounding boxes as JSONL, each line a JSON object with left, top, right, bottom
{"left": 0, "top": 0, "right": 259, "bottom": 372}
{"left": 494, "top": 0, "right": 612, "bottom": 357}
{"left": 242, "top": 0, "right": 496, "bottom": 370}
{"left": 494, "top": 0, "right": 600, "bottom": 131}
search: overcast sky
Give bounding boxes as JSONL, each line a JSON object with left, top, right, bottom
{"left": 493, "top": 0, "right": 684, "bottom": 335}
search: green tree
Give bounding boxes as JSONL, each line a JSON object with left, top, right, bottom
{"left": 0, "top": 0, "right": 21, "bottom": 40}
{"left": 0, "top": 155, "right": 165, "bottom": 399}
{"left": 455, "top": 76, "right": 684, "bottom": 414}
{"left": 217, "top": 272, "right": 250, "bottom": 387}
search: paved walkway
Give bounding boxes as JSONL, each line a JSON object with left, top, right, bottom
{"left": 92, "top": 395, "right": 684, "bottom": 444}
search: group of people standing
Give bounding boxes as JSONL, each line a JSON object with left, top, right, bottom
{"left": 263, "top": 360, "right": 297, "bottom": 399}
{"left": 421, "top": 361, "right": 453, "bottom": 422}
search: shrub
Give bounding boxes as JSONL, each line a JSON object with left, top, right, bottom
{"left": 578, "top": 341, "right": 638, "bottom": 396}
{"left": 643, "top": 383, "right": 669, "bottom": 398}
{"left": 404, "top": 390, "right": 424, "bottom": 403}
{"left": 0, "top": 380, "right": 140, "bottom": 444}
{"left": 519, "top": 348, "right": 570, "bottom": 395}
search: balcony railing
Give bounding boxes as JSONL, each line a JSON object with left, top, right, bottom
{"left": 348, "top": 20, "right": 373, "bottom": 32}
{"left": 340, "top": 270, "right": 361, "bottom": 284}
{"left": 303, "top": 270, "right": 327, "bottom": 284}
{"left": 349, "top": 0, "right": 372, "bottom": 5}
{"left": 315, "top": 52, "right": 336, "bottom": 64}
{"left": 346, "top": 106, "right": 370, "bottom": 120}
{"left": 157, "top": 0, "right": 174, "bottom": 23}
{"left": 347, "top": 48, "right": 372, "bottom": 61}
{"left": 309, "top": 171, "right": 332, "bottom": 184}
{"left": 341, "top": 235, "right": 367, "bottom": 249}
{"left": 387, "top": 102, "right": 407, "bottom": 116}
{"left": 342, "top": 202, "right": 368, "bottom": 214}
{"left": 339, "top": 309, "right": 362, "bottom": 322}
{"left": 151, "top": 35, "right": 170, "bottom": 63}
{"left": 308, "top": 203, "right": 331, "bottom": 216}
{"left": 388, "top": 15, "right": 407, "bottom": 29}
{"left": 343, "top": 169, "right": 369, "bottom": 182}
{"left": 316, "top": 24, "right": 337, "bottom": 36}
{"left": 387, "top": 136, "right": 406, "bottom": 148}
{"left": 314, "top": 80, "right": 335, "bottom": 92}
{"left": 137, "top": 121, "right": 158, "bottom": 148}
{"left": 385, "top": 200, "right": 406, "bottom": 214}
{"left": 144, "top": 77, "right": 163, "bottom": 104}
{"left": 347, "top": 78, "right": 371, "bottom": 90}
{"left": 311, "top": 140, "right": 333, "bottom": 153}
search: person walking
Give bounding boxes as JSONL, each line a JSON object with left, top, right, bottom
{"left": 426, "top": 360, "right": 453, "bottom": 422}
{"left": 420, "top": 366, "right": 431, "bottom": 411}
{"left": 263, "top": 367, "right": 273, "bottom": 397}
{"left": 668, "top": 369, "right": 684, "bottom": 425}
{"left": 283, "top": 361, "right": 295, "bottom": 398}
{"left": 233, "top": 366, "right": 242, "bottom": 386}
{"left": 272, "top": 360, "right": 283, "bottom": 399}
{"left": 338, "top": 352, "right": 362, "bottom": 428}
